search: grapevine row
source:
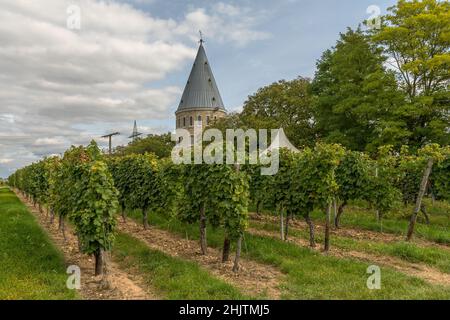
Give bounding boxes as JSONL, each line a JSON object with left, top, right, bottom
{"left": 7, "top": 141, "right": 449, "bottom": 275}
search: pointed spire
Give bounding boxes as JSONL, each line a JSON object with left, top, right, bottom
{"left": 176, "top": 40, "right": 225, "bottom": 112}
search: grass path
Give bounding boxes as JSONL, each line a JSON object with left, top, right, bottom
{"left": 248, "top": 226, "right": 450, "bottom": 286}
{"left": 135, "top": 210, "right": 450, "bottom": 299}
{"left": 14, "top": 189, "right": 155, "bottom": 300}
{"left": 113, "top": 232, "right": 249, "bottom": 300}
{"left": 0, "top": 187, "right": 76, "bottom": 300}
{"left": 116, "top": 218, "right": 283, "bottom": 299}
{"left": 250, "top": 215, "right": 450, "bottom": 274}
{"left": 14, "top": 189, "right": 252, "bottom": 300}
{"left": 308, "top": 202, "right": 450, "bottom": 245}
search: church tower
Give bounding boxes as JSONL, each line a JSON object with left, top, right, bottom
{"left": 175, "top": 38, "right": 227, "bottom": 134}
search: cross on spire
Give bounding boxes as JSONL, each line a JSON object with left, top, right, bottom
{"left": 199, "top": 30, "right": 204, "bottom": 44}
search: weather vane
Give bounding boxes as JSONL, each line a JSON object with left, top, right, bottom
{"left": 199, "top": 30, "right": 204, "bottom": 44}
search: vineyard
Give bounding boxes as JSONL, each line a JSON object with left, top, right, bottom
{"left": 3, "top": 140, "right": 450, "bottom": 299}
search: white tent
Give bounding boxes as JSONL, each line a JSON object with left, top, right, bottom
{"left": 260, "top": 128, "right": 300, "bottom": 155}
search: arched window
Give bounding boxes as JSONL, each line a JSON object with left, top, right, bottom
{"left": 177, "top": 118, "right": 180, "bottom": 128}
{"left": 190, "top": 116, "right": 193, "bottom": 126}
{"left": 183, "top": 117, "right": 186, "bottom": 127}
{"left": 206, "top": 116, "right": 210, "bottom": 125}
{"left": 197, "top": 115, "right": 202, "bottom": 125}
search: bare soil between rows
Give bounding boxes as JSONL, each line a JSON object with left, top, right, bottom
{"left": 15, "top": 191, "right": 156, "bottom": 300}
{"left": 118, "top": 218, "right": 285, "bottom": 299}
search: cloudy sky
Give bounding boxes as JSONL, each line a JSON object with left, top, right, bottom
{"left": 0, "top": 0, "right": 397, "bottom": 177}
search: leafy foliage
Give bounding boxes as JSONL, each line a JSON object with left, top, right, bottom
{"left": 311, "top": 28, "right": 404, "bottom": 152}
{"left": 115, "top": 133, "right": 175, "bottom": 158}
{"left": 372, "top": 0, "right": 450, "bottom": 147}
{"left": 239, "top": 77, "right": 316, "bottom": 148}
{"left": 9, "top": 141, "right": 119, "bottom": 274}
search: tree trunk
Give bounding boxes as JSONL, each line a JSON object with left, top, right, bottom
{"left": 421, "top": 203, "right": 430, "bottom": 225}
{"left": 222, "top": 236, "right": 231, "bottom": 263}
{"left": 334, "top": 201, "right": 346, "bottom": 228}
{"left": 284, "top": 212, "right": 292, "bottom": 240}
{"left": 199, "top": 205, "right": 207, "bottom": 255}
{"left": 100, "top": 251, "right": 111, "bottom": 288}
{"left": 232, "top": 235, "right": 242, "bottom": 273}
{"left": 94, "top": 249, "right": 104, "bottom": 276}
{"left": 324, "top": 204, "right": 331, "bottom": 252}
{"left": 77, "top": 233, "right": 83, "bottom": 252}
{"left": 121, "top": 207, "right": 126, "bottom": 223}
{"left": 333, "top": 199, "right": 337, "bottom": 223}
{"left": 256, "top": 201, "right": 261, "bottom": 215}
{"left": 59, "top": 216, "right": 66, "bottom": 241}
{"left": 279, "top": 209, "right": 285, "bottom": 241}
{"left": 142, "top": 209, "right": 149, "bottom": 230}
{"left": 49, "top": 208, "right": 55, "bottom": 224}
{"left": 304, "top": 213, "right": 316, "bottom": 248}
{"left": 406, "top": 158, "right": 434, "bottom": 241}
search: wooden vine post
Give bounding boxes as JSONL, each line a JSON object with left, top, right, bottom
{"left": 232, "top": 163, "right": 242, "bottom": 273}
{"left": 222, "top": 236, "right": 231, "bottom": 262}
{"left": 324, "top": 202, "right": 332, "bottom": 252}
{"left": 199, "top": 204, "right": 207, "bottom": 255}
{"left": 406, "top": 158, "right": 434, "bottom": 241}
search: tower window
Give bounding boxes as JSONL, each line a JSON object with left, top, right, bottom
{"left": 206, "top": 116, "right": 210, "bottom": 125}
{"left": 177, "top": 118, "right": 180, "bottom": 128}
{"left": 190, "top": 116, "right": 193, "bottom": 126}
{"left": 183, "top": 117, "right": 186, "bottom": 127}
{"left": 197, "top": 115, "right": 202, "bottom": 123}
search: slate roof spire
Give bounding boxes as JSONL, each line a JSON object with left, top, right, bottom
{"left": 176, "top": 40, "right": 225, "bottom": 112}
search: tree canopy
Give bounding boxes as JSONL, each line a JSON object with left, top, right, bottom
{"left": 115, "top": 133, "right": 174, "bottom": 158}
{"left": 372, "top": 0, "right": 450, "bottom": 148}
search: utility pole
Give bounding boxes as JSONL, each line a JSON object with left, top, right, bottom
{"left": 101, "top": 132, "right": 120, "bottom": 155}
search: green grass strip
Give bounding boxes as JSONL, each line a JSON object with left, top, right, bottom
{"left": 128, "top": 209, "right": 450, "bottom": 299}
{"left": 253, "top": 221, "right": 450, "bottom": 274}
{"left": 308, "top": 200, "right": 450, "bottom": 245}
{"left": 0, "top": 187, "right": 77, "bottom": 300}
{"left": 113, "top": 232, "right": 249, "bottom": 300}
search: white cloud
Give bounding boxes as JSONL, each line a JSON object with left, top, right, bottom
{"left": 176, "top": 3, "right": 271, "bottom": 46}
{"left": 0, "top": 0, "right": 270, "bottom": 177}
